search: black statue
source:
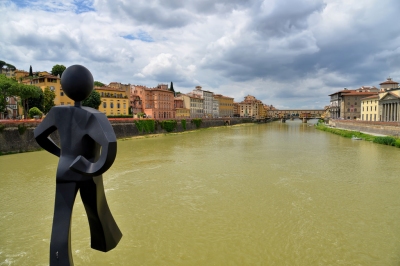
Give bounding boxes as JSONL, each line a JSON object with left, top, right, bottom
{"left": 34, "top": 65, "right": 122, "bottom": 266}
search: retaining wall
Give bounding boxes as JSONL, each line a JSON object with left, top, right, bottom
{"left": 329, "top": 119, "right": 400, "bottom": 137}
{"left": 0, "top": 118, "right": 251, "bottom": 154}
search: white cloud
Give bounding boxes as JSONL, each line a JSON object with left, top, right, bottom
{"left": 1, "top": 0, "right": 400, "bottom": 108}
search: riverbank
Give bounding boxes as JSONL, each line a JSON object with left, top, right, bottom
{"left": 315, "top": 123, "right": 400, "bottom": 148}
{"left": 0, "top": 117, "right": 252, "bottom": 155}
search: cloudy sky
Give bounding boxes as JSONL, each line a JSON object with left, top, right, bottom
{"left": 1, "top": 0, "right": 400, "bottom": 109}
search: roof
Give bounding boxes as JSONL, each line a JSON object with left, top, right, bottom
{"left": 380, "top": 92, "right": 400, "bottom": 100}
{"left": 95, "top": 86, "right": 126, "bottom": 92}
{"left": 341, "top": 92, "right": 378, "bottom": 96}
{"left": 380, "top": 78, "right": 399, "bottom": 85}
{"left": 361, "top": 95, "right": 379, "bottom": 100}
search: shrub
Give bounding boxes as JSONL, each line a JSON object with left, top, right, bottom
{"left": 29, "top": 107, "right": 42, "bottom": 119}
{"left": 134, "top": 120, "right": 155, "bottom": 133}
{"left": 373, "top": 136, "right": 396, "bottom": 146}
{"left": 181, "top": 119, "right": 186, "bottom": 131}
{"left": 18, "top": 124, "right": 27, "bottom": 135}
{"left": 161, "top": 120, "right": 177, "bottom": 132}
{"left": 191, "top": 118, "right": 202, "bottom": 129}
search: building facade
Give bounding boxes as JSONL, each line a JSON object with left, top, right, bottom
{"left": 361, "top": 95, "right": 379, "bottom": 121}
{"left": 378, "top": 78, "right": 400, "bottom": 122}
{"left": 191, "top": 86, "right": 213, "bottom": 117}
{"left": 96, "top": 85, "right": 129, "bottom": 116}
{"left": 238, "top": 95, "right": 265, "bottom": 119}
{"left": 214, "top": 94, "right": 234, "bottom": 117}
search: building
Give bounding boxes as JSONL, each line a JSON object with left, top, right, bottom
{"left": 214, "top": 94, "right": 234, "bottom": 117}
{"left": 96, "top": 85, "right": 129, "bottom": 116}
{"left": 130, "top": 84, "right": 175, "bottom": 119}
{"left": 21, "top": 73, "right": 71, "bottom": 106}
{"left": 186, "top": 93, "right": 204, "bottom": 118}
{"left": 329, "top": 86, "right": 378, "bottom": 120}
{"left": 174, "top": 94, "right": 190, "bottom": 119}
{"left": 233, "top": 102, "right": 240, "bottom": 117}
{"left": 190, "top": 86, "right": 213, "bottom": 117}
{"left": 361, "top": 95, "right": 379, "bottom": 121}
{"left": 378, "top": 78, "right": 400, "bottom": 122}
{"left": 238, "top": 95, "right": 265, "bottom": 119}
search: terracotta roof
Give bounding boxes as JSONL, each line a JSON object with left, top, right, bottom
{"left": 361, "top": 95, "right": 379, "bottom": 100}
{"left": 95, "top": 86, "right": 125, "bottom": 92}
{"left": 380, "top": 78, "right": 399, "bottom": 85}
{"left": 342, "top": 92, "right": 378, "bottom": 96}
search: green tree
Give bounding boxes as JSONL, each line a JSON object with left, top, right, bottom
{"left": 28, "top": 107, "right": 43, "bottom": 118}
{"left": 82, "top": 90, "right": 101, "bottom": 109}
{"left": 28, "top": 88, "right": 44, "bottom": 112}
{"left": 14, "top": 83, "right": 42, "bottom": 118}
{"left": 170, "top": 81, "right": 175, "bottom": 96}
{"left": 94, "top": 81, "right": 105, "bottom": 87}
{"left": 43, "top": 87, "right": 55, "bottom": 114}
{"left": 0, "top": 60, "right": 5, "bottom": 69}
{"left": 0, "top": 74, "right": 17, "bottom": 114}
{"left": 51, "top": 64, "right": 66, "bottom": 77}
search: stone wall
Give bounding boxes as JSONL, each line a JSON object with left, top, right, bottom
{"left": 329, "top": 119, "right": 400, "bottom": 137}
{"left": 0, "top": 118, "right": 251, "bottom": 154}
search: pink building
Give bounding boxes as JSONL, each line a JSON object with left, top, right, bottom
{"left": 130, "top": 84, "right": 175, "bottom": 119}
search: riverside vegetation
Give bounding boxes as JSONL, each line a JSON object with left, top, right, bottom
{"left": 315, "top": 120, "right": 400, "bottom": 148}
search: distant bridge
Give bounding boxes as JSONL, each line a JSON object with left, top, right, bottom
{"left": 268, "top": 109, "right": 325, "bottom": 118}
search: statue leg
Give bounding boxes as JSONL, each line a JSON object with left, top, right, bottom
{"left": 50, "top": 182, "right": 79, "bottom": 266}
{"left": 79, "top": 176, "right": 122, "bottom": 252}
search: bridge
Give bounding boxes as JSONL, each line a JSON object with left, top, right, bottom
{"left": 268, "top": 109, "right": 325, "bottom": 123}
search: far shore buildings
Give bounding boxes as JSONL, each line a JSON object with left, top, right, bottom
{"left": 329, "top": 77, "right": 400, "bottom": 122}
{"left": 329, "top": 86, "right": 378, "bottom": 120}
{"left": 238, "top": 95, "right": 266, "bottom": 119}
{"left": 130, "top": 84, "right": 175, "bottom": 119}
{"left": 95, "top": 84, "right": 129, "bottom": 116}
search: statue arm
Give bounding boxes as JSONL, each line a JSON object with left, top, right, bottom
{"left": 34, "top": 111, "right": 60, "bottom": 157}
{"left": 70, "top": 114, "right": 116, "bottom": 176}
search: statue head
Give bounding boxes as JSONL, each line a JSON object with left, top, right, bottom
{"left": 61, "top": 65, "right": 94, "bottom": 103}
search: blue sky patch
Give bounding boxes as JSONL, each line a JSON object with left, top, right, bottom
{"left": 122, "top": 31, "right": 154, "bottom": 43}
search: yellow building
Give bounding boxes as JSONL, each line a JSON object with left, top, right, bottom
{"left": 21, "top": 74, "right": 74, "bottom": 106}
{"left": 361, "top": 95, "right": 379, "bottom": 121}
{"left": 214, "top": 94, "right": 234, "bottom": 117}
{"left": 95, "top": 86, "right": 129, "bottom": 116}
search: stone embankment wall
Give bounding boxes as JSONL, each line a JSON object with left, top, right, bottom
{"left": 329, "top": 119, "right": 400, "bottom": 137}
{"left": 0, "top": 118, "right": 251, "bottom": 154}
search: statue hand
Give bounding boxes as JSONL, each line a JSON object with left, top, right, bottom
{"left": 70, "top": 155, "right": 93, "bottom": 176}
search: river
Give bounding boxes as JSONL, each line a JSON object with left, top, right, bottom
{"left": 1, "top": 120, "right": 400, "bottom": 265}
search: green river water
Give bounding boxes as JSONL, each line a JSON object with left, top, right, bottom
{"left": 1, "top": 120, "right": 400, "bottom": 265}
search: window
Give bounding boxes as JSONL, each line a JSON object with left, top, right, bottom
{"left": 60, "top": 92, "right": 64, "bottom": 96}
{"left": 110, "top": 103, "right": 114, "bottom": 108}
{"left": 117, "top": 103, "right": 120, "bottom": 108}
{"left": 347, "top": 108, "right": 350, "bottom": 112}
{"left": 61, "top": 102, "right": 64, "bottom": 105}
{"left": 50, "top": 86, "right": 55, "bottom": 91}
{"left": 103, "top": 102, "right": 106, "bottom": 108}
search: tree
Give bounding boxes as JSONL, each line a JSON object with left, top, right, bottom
{"left": 14, "top": 83, "right": 42, "bottom": 118}
{"left": 29, "top": 107, "right": 42, "bottom": 118}
{"left": 0, "top": 74, "right": 17, "bottom": 114}
{"left": 28, "top": 88, "right": 44, "bottom": 112}
{"left": 43, "top": 87, "right": 55, "bottom": 114}
{"left": 51, "top": 64, "right": 66, "bottom": 78}
{"left": 29, "top": 65, "right": 33, "bottom": 76}
{"left": 0, "top": 60, "right": 5, "bottom": 69}
{"left": 170, "top": 81, "right": 175, "bottom": 96}
{"left": 94, "top": 81, "right": 105, "bottom": 87}
{"left": 82, "top": 90, "right": 101, "bottom": 109}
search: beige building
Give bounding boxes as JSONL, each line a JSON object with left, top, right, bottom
{"left": 378, "top": 78, "right": 400, "bottom": 122}
{"left": 187, "top": 93, "right": 204, "bottom": 118}
{"left": 361, "top": 95, "right": 379, "bottom": 121}
{"left": 214, "top": 94, "right": 234, "bottom": 117}
{"left": 174, "top": 94, "right": 190, "bottom": 119}
{"left": 190, "top": 86, "right": 213, "bottom": 117}
{"left": 238, "top": 95, "right": 265, "bottom": 119}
